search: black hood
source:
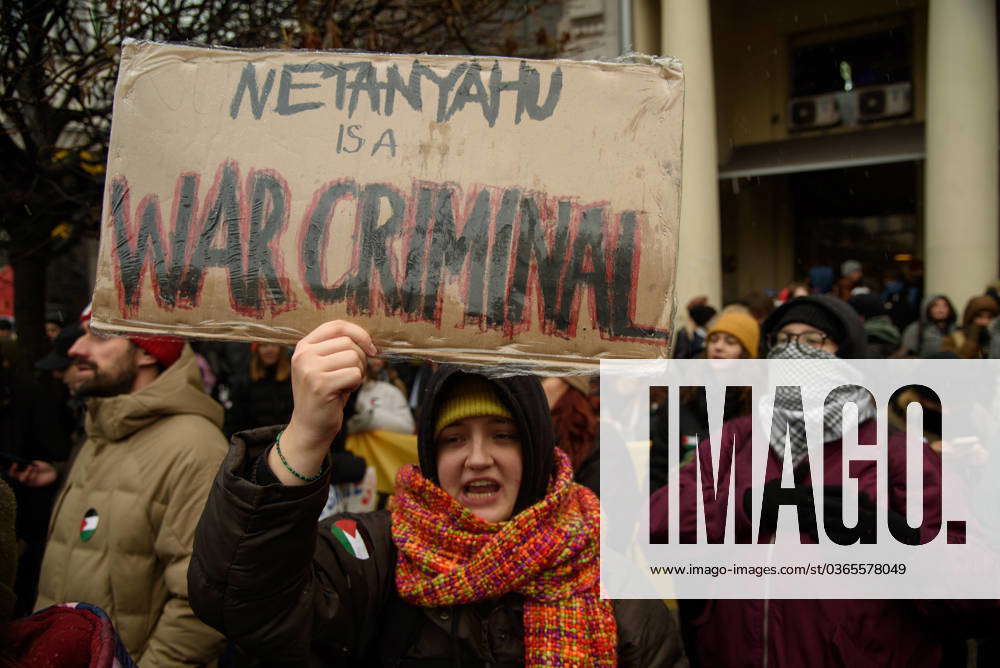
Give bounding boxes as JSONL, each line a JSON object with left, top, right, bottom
{"left": 416, "top": 366, "right": 554, "bottom": 514}
{"left": 762, "top": 295, "right": 868, "bottom": 359}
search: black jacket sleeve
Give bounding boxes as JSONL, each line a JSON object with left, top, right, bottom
{"left": 188, "top": 426, "right": 396, "bottom": 665}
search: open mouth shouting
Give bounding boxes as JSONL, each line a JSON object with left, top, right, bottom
{"left": 459, "top": 478, "right": 504, "bottom": 506}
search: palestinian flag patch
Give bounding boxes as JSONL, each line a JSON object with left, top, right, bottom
{"left": 80, "top": 509, "right": 99, "bottom": 542}
{"left": 331, "top": 519, "right": 369, "bottom": 560}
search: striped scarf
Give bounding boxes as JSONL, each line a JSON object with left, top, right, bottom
{"left": 391, "top": 449, "right": 616, "bottom": 667}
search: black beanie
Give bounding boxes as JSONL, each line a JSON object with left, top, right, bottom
{"left": 689, "top": 304, "right": 717, "bottom": 327}
{"left": 770, "top": 300, "right": 847, "bottom": 345}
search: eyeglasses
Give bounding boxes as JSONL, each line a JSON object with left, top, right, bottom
{"left": 767, "top": 330, "right": 829, "bottom": 350}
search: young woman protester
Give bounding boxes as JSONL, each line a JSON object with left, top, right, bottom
{"left": 679, "top": 311, "right": 759, "bottom": 455}
{"left": 189, "top": 321, "right": 685, "bottom": 666}
{"left": 703, "top": 310, "right": 759, "bottom": 361}
{"left": 650, "top": 311, "right": 759, "bottom": 489}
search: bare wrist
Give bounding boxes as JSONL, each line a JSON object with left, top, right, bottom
{"left": 283, "top": 419, "right": 336, "bottom": 452}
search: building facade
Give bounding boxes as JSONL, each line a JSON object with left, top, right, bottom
{"left": 613, "top": 0, "right": 998, "bottom": 309}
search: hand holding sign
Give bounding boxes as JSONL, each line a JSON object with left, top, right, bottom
{"left": 270, "top": 320, "right": 377, "bottom": 486}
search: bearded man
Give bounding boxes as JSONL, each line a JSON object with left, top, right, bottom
{"left": 34, "top": 306, "right": 227, "bottom": 666}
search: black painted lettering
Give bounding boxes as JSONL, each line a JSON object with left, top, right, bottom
{"left": 485, "top": 188, "right": 519, "bottom": 326}
{"left": 446, "top": 63, "right": 490, "bottom": 122}
{"left": 506, "top": 198, "right": 571, "bottom": 329}
{"left": 385, "top": 64, "right": 423, "bottom": 115}
{"left": 183, "top": 163, "right": 248, "bottom": 309}
{"left": 302, "top": 180, "right": 358, "bottom": 304}
{"left": 166, "top": 175, "right": 199, "bottom": 307}
{"left": 412, "top": 61, "right": 469, "bottom": 123}
{"left": 345, "top": 62, "right": 384, "bottom": 118}
{"left": 422, "top": 186, "right": 490, "bottom": 321}
{"left": 343, "top": 124, "right": 364, "bottom": 153}
{"left": 515, "top": 63, "right": 562, "bottom": 124}
{"left": 353, "top": 184, "right": 404, "bottom": 313}
{"left": 111, "top": 181, "right": 165, "bottom": 310}
{"left": 610, "top": 212, "right": 667, "bottom": 340}
{"left": 560, "top": 206, "right": 611, "bottom": 333}
{"left": 246, "top": 172, "right": 289, "bottom": 310}
{"left": 329, "top": 63, "right": 352, "bottom": 110}
{"left": 401, "top": 185, "right": 435, "bottom": 316}
{"left": 485, "top": 61, "right": 522, "bottom": 127}
{"left": 371, "top": 128, "right": 397, "bottom": 157}
{"left": 336, "top": 124, "right": 346, "bottom": 153}
{"left": 275, "top": 64, "right": 327, "bottom": 116}
{"left": 229, "top": 64, "right": 276, "bottom": 120}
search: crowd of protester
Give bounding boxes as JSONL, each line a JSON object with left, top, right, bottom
{"left": 0, "top": 255, "right": 996, "bottom": 665}
{"left": 674, "top": 259, "right": 1000, "bottom": 363}
{"left": 661, "top": 259, "right": 1000, "bottom": 667}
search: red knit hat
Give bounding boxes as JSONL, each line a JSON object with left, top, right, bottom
{"left": 130, "top": 336, "right": 184, "bottom": 368}
{"left": 80, "top": 303, "right": 183, "bottom": 368}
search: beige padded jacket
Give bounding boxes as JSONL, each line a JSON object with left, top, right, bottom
{"left": 36, "top": 345, "right": 227, "bottom": 666}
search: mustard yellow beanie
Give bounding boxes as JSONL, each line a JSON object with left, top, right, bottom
{"left": 707, "top": 311, "right": 760, "bottom": 358}
{"left": 434, "top": 377, "right": 513, "bottom": 437}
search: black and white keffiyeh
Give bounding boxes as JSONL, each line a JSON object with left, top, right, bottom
{"left": 761, "top": 344, "right": 876, "bottom": 467}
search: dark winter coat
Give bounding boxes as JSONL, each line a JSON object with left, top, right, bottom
{"left": 650, "top": 416, "right": 993, "bottom": 667}
{"left": 223, "top": 368, "right": 294, "bottom": 437}
{"left": 673, "top": 328, "right": 706, "bottom": 360}
{"left": 190, "top": 367, "right": 687, "bottom": 666}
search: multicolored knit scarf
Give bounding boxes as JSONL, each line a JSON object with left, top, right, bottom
{"left": 392, "top": 449, "right": 616, "bottom": 667}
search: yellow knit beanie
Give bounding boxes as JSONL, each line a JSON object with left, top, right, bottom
{"left": 434, "top": 377, "right": 513, "bottom": 437}
{"left": 707, "top": 311, "right": 760, "bottom": 358}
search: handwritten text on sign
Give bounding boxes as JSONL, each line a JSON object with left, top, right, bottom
{"left": 110, "top": 163, "right": 661, "bottom": 341}
{"left": 92, "top": 42, "right": 683, "bottom": 367}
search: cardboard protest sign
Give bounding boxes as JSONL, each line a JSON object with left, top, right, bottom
{"left": 91, "top": 39, "right": 683, "bottom": 372}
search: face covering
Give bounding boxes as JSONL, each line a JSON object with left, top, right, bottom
{"left": 762, "top": 343, "right": 877, "bottom": 467}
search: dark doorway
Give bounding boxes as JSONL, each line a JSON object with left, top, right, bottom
{"left": 790, "top": 160, "right": 919, "bottom": 284}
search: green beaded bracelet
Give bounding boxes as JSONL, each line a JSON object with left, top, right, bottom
{"left": 274, "top": 429, "right": 326, "bottom": 482}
